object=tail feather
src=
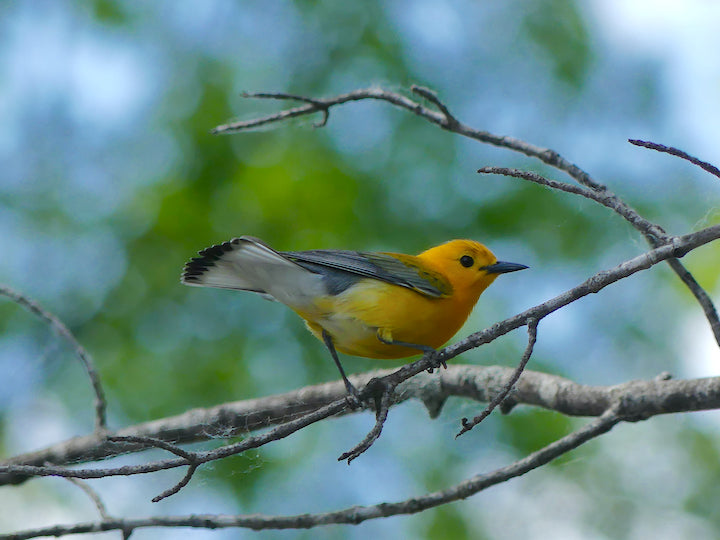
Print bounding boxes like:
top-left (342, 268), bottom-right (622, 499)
top-left (181, 237), bottom-right (324, 304)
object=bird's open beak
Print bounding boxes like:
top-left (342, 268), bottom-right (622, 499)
top-left (482, 261), bottom-right (529, 274)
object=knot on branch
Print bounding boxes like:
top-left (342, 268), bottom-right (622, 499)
top-left (396, 372), bottom-right (447, 418)
top-left (410, 85), bottom-right (459, 128)
top-left (586, 271), bottom-right (611, 293)
top-left (615, 394), bottom-right (654, 422)
top-left (670, 236), bottom-right (690, 259)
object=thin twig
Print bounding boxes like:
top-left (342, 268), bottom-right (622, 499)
top-left (213, 87), bottom-right (604, 187)
top-left (107, 435), bottom-right (203, 502)
top-left (107, 435), bottom-right (195, 461)
top-left (411, 85), bottom-right (458, 127)
top-left (457, 318), bottom-right (539, 436)
top-left (479, 167), bottom-right (720, 348)
top-left (62, 476), bottom-right (112, 521)
top-left (0, 285), bottom-right (107, 431)
top-left (214, 88), bottom-right (720, 346)
top-left (338, 385), bottom-right (394, 463)
top-left (242, 91), bottom-right (330, 127)
top-left (152, 464), bottom-right (197, 503)
top-left (0, 398), bottom-right (350, 494)
top-left (629, 139), bottom-right (720, 180)
top-left (2, 408), bottom-right (622, 539)
top-left (664, 258), bottom-right (720, 345)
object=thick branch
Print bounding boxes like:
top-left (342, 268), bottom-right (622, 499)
top-left (3, 364), bottom-right (720, 485)
top-left (0, 408), bottom-right (624, 538)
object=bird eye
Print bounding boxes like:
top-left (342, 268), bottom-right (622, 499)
top-left (460, 255), bottom-right (474, 268)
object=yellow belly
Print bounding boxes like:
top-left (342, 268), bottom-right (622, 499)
top-left (295, 279), bottom-right (478, 359)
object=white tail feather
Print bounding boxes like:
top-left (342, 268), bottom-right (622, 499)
top-left (182, 237), bottom-right (324, 306)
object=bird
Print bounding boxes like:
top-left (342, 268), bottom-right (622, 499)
top-left (182, 236), bottom-right (527, 397)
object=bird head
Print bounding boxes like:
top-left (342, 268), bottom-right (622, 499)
top-left (418, 239), bottom-right (527, 300)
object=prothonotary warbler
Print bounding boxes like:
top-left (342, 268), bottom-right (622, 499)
top-left (182, 237), bottom-right (527, 396)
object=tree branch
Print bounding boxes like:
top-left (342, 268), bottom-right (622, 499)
top-left (0, 285), bottom-right (107, 432)
top-left (9, 364), bottom-right (718, 539)
top-left (337, 384), bottom-right (393, 464)
top-left (4, 363), bottom-right (720, 484)
top-left (478, 166), bottom-right (720, 347)
top-left (457, 318), bottom-right (539, 436)
top-left (61, 476), bottom-right (111, 521)
top-left (0, 398), bottom-right (350, 489)
top-left (0, 407), bottom-right (625, 539)
top-left (629, 139), bottom-right (720, 180)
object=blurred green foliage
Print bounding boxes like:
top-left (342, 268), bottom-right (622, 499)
top-left (1, 1), bottom-right (719, 539)
top-left (522, 0), bottom-right (592, 88)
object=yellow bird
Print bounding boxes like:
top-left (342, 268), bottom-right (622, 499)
top-left (182, 237), bottom-right (527, 395)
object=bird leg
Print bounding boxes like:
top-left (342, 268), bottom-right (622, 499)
top-left (375, 329), bottom-right (445, 372)
top-left (321, 330), bottom-right (361, 408)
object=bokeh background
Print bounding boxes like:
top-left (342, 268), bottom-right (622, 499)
top-left (2, 1), bottom-right (720, 538)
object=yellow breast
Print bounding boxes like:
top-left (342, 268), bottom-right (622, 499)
top-left (297, 279), bottom-right (479, 359)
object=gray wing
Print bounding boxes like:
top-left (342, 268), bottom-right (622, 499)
top-left (282, 249), bottom-right (449, 297)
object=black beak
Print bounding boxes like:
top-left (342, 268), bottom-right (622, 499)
top-left (482, 261), bottom-right (529, 274)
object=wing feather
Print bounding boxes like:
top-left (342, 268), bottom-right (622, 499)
top-left (283, 249), bottom-right (451, 298)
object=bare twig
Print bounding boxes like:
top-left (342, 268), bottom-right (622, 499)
top-left (62, 476), bottom-right (111, 521)
top-left (152, 464), bottom-right (197, 503)
top-left (477, 166), bottom-right (665, 236)
top-left (242, 91), bottom-right (331, 127)
top-left (107, 435), bottom-right (194, 461)
top-left (107, 435), bottom-right (201, 502)
top-left (411, 85), bottom-right (459, 127)
top-left (664, 258), bottom-right (720, 345)
top-left (457, 318), bottom-right (539, 436)
top-left (1, 407), bottom-right (623, 539)
top-left (213, 87), bottom-right (604, 188)
top-left (107, 436), bottom-right (205, 503)
top-left (0, 285), bottom-right (107, 431)
top-left (478, 167), bottom-right (720, 348)
top-left (629, 139), bottom-right (720, 180)
top-left (338, 383), bottom-right (394, 464)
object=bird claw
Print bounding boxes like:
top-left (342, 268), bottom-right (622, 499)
top-left (421, 347), bottom-right (445, 373)
top-left (343, 382), bottom-right (364, 410)
top-left (345, 392), bottom-right (363, 410)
